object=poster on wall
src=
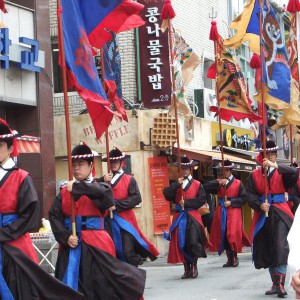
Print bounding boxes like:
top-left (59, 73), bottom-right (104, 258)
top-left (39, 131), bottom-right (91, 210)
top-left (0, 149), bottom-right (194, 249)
top-left (138, 0), bottom-right (171, 108)
top-left (148, 156), bottom-right (170, 234)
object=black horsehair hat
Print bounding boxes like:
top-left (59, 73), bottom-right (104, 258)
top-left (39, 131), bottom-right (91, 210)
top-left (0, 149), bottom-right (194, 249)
top-left (173, 155), bottom-right (198, 167)
top-left (102, 147), bottom-right (130, 162)
top-left (71, 143), bottom-right (94, 163)
top-left (214, 159), bottom-right (234, 169)
top-left (256, 140), bottom-right (282, 153)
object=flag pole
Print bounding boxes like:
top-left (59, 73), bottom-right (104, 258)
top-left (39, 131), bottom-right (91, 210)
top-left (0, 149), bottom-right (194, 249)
top-left (161, 0), bottom-right (184, 210)
top-left (100, 48), bottom-right (114, 218)
top-left (259, 1), bottom-right (268, 217)
top-left (209, 10), bottom-right (226, 199)
top-left (167, 20), bottom-right (184, 210)
top-left (57, 0), bottom-right (76, 235)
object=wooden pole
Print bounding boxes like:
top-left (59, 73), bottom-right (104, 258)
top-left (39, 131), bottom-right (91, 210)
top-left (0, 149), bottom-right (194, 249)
top-left (57, 0), bottom-right (76, 235)
top-left (208, 9), bottom-right (227, 199)
top-left (100, 47), bottom-right (114, 218)
top-left (167, 20), bottom-right (184, 210)
top-left (259, 1), bottom-right (268, 217)
top-left (212, 38), bottom-right (228, 202)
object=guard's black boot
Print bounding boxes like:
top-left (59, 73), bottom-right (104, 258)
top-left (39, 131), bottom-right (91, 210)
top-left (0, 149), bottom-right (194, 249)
top-left (232, 252), bottom-right (239, 267)
top-left (277, 273), bottom-right (287, 298)
top-left (223, 251), bottom-right (233, 267)
top-left (191, 258), bottom-right (198, 279)
top-left (265, 274), bottom-right (278, 295)
top-left (181, 263), bottom-right (191, 279)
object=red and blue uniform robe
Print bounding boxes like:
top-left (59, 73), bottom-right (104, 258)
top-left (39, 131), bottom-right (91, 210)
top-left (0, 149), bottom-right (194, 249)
top-left (0, 167), bottom-right (83, 300)
top-left (49, 180), bottom-right (146, 300)
top-left (246, 165), bottom-right (298, 269)
top-left (163, 179), bottom-right (211, 264)
top-left (104, 174), bottom-right (159, 264)
top-left (207, 177), bottom-right (251, 255)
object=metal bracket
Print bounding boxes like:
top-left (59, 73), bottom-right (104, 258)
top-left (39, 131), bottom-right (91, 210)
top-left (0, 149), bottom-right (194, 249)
top-left (140, 128), bottom-right (153, 150)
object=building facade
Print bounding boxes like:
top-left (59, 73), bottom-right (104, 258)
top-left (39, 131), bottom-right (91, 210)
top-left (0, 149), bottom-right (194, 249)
top-left (49, 0), bottom-right (297, 253)
top-left (0, 0), bottom-right (55, 221)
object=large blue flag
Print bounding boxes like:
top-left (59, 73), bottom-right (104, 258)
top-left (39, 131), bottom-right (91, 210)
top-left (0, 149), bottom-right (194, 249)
top-left (224, 0), bottom-right (291, 111)
top-left (59, 0), bottom-right (117, 139)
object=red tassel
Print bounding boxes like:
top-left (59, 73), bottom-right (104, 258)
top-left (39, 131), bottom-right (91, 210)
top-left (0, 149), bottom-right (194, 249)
top-left (0, 0), bottom-right (7, 13)
top-left (80, 140), bottom-right (87, 146)
top-left (250, 53), bottom-right (261, 69)
top-left (209, 21), bottom-right (219, 41)
top-left (256, 152), bottom-right (263, 165)
top-left (287, 0), bottom-right (300, 12)
top-left (11, 138), bottom-right (19, 157)
top-left (206, 63), bottom-right (217, 79)
top-left (0, 118), bottom-right (9, 127)
top-left (161, 0), bottom-right (176, 20)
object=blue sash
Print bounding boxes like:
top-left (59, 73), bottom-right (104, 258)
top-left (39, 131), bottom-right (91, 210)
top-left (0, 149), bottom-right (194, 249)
top-left (63, 216), bottom-right (102, 290)
top-left (253, 194), bottom-right (285, 239)
top-left (110, 212), bottom-right (149, 262)
top-left (163, 205), bottom-right (193, 263)
top-left (0, 213), bottom-right (18, 300)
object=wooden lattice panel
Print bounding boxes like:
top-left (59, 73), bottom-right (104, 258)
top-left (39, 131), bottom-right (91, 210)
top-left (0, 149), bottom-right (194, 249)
top-left (152, 112), bottom-right (177, 148)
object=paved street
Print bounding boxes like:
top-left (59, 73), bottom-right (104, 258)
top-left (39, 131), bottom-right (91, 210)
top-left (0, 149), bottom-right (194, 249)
top-left (141, 252), bottom-right (296, 300)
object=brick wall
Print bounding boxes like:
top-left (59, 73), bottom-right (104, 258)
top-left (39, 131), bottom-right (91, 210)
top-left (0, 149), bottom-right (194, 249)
top-left (172, 1), bottom-right (228, 97)
top-left (53, 93), bottom-right (86, 116)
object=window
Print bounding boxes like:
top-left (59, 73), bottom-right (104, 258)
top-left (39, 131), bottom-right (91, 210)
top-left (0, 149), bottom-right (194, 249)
top-left (52, 44), bottom-right (64, 94)
top-left (236, 44), bottom-right (254, 81)
top-left (203, 58), bottom-right (214, 90)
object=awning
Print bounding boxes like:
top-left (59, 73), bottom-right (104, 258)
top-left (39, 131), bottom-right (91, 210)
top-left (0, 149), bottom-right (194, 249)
top-left (17, 136), bottom-right (41, 153)
top-left (173, 147), bottom-right (256, 172)
top-left (222, 146), bottom-right (258, 158)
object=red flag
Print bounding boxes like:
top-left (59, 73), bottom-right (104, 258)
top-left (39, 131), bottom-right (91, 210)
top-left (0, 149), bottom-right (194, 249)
top-left (0, 0), bottom-right (7, 13)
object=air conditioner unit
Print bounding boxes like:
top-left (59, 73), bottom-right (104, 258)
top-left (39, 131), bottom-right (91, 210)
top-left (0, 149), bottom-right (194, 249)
top-left (239, 118), bottom-right (251, 129)
top-left (203, 88), bottom-right (217, 121)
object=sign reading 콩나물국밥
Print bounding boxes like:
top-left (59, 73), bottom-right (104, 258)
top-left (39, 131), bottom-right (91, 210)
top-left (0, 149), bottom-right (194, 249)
top-left (137, 0), bottom-right (171, 108)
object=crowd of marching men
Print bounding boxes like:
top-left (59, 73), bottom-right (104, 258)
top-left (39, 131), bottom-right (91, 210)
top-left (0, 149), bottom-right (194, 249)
top-left (1, 117), bottom-right (300, 299)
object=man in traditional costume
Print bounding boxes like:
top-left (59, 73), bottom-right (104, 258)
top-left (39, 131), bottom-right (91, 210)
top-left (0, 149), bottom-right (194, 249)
top-left (49, 144), bottom-right (146, 300)
top-left (0, 119), bottom-right (84, 300)
top-left (101, 147), bottom-right (159, 266)
top-left (204, 159), bottom-right (251, 268)
top-left (163, 156), bottom-right (211, 279)
top-left (246, 140), bottom-right (298, 298)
